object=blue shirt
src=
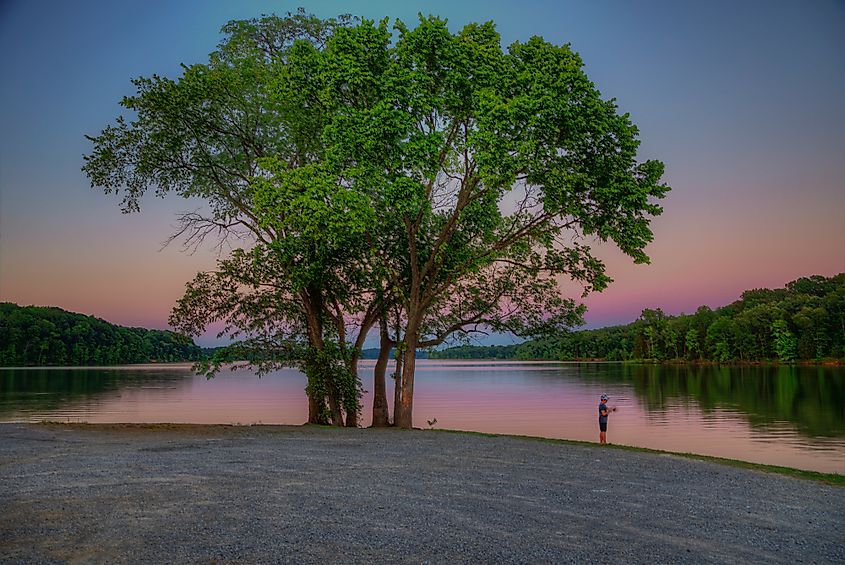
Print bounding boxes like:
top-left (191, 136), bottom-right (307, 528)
top-left (598, 402), bottom-right (609, 424)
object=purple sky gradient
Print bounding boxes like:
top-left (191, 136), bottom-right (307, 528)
top-left (1, 0), bottom-right (843, 346)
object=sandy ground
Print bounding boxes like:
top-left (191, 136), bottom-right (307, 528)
top-left (0, 423), bottom-right (842, 564)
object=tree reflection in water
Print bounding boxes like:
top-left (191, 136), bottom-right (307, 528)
top-left (572, 363), bottom-right (844, 438)
top-left (0, 367), bottom-right (191, 418)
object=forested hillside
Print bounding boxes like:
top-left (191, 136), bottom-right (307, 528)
top-left (0, 303), bottom-right (202, 366)
top-left (432, 274), bottom-right (844, 362)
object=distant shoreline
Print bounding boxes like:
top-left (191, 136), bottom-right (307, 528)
top-left (429, 357), bottom-right (845, 366)
top-left (3, 358), bottom-right (844, 369)
top-left (0, 362), bottom-right (197, 370)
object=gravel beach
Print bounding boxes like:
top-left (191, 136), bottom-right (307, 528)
top-left (0, 423), bottom-right (842, 564)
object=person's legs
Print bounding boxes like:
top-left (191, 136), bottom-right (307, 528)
top-left (599, 422), bottom-right (607, 444)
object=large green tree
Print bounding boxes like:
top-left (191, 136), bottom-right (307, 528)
top-left (85, 12), bottom-right (669, 429)
top-left (312, 16), bottom-right (669, 427)
top-left (83, 10), bottom-right (373, 426)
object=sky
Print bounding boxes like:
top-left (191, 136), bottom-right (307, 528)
top-left (1, 0), bottom-right (843, 346)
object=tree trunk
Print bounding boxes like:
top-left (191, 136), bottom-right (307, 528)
top-left (302, 287), bottom-right (343, 426)
top-left (345, 353), bottom-right (360, 428)
top-left (344, 406), bottom-right (358, 427)
top-left (392, 348), bottom-right (403, 427)
top-left (324, 376), bottom-right (344, 426)
top-left (396, 314), bottom-right (420, 429)
top-left (307, 395), bottom-right (321, 424)
top-left (372, 317), bottom-right (392, 427)
top-left (389, 310), bottom-right (405, 426)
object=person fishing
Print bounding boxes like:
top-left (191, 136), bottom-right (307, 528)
top-left (598, 393), bottom-right (616, 444)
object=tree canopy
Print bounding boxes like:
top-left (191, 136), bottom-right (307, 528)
top-left (84, 10), bottom-right (669, 428)
top-left (304, 15), bottom-right (668, 426)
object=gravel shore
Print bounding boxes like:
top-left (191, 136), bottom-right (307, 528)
top-left (0, 423), bottom-right (842, 564)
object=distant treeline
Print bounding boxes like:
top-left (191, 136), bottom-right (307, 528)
top-left (0, 303), bottom-right (203, 366)
top-left (431, 274), bottom-right (845, 363)
top-left (360, 348), bottom-right (429, 360)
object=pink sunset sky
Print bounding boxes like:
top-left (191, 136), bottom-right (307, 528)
top-left (1, 1), bottom-right (843, 346)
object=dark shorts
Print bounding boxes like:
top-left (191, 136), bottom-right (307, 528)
top-left (599, 421), bottom-right (607, 432)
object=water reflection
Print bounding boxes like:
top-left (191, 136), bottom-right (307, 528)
top-left (0, 365), bottom-right (306, 425)
top-left (0, 366), bottom-right (191, 418)
top-left (0, 362), bottom-right (842, 473)
top-left (570, 364), bottom-right (845, 437)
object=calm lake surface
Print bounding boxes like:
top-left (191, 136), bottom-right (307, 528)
top-left (1, 361), bottom-right (842, 474)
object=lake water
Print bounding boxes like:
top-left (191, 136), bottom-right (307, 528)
top-left (1, 361), bottom-right (842, 474)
